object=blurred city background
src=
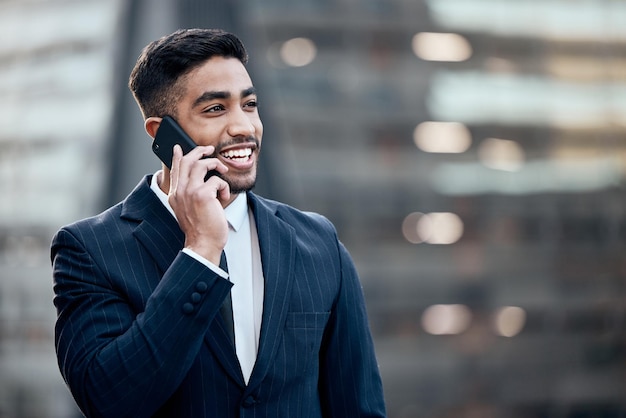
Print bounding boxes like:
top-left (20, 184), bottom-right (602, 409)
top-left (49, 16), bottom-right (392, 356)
top-left (1, 0), bottom-right (625, 417)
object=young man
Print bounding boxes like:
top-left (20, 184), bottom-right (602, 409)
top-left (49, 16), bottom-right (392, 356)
top-left (51, 28), bottom-right (386, 418)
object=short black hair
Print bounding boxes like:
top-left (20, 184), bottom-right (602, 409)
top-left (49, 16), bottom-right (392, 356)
top-left (128, 28), bottom-right (249, 119)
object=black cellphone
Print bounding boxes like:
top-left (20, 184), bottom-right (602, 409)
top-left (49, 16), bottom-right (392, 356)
top-left (152, 115), bottom-right (217, 180)
top-left (152, 115), bottom-right (198, 169)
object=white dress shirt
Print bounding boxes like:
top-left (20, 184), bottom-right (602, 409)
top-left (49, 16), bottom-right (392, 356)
top-left (150, 171), bottom-right (264, 383)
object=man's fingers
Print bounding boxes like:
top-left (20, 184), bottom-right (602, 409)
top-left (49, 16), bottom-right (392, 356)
top-left (169, 144), bottom-right (231, 211)
top-left (212, 177), bottom-right (231, 203)
top-left (186, 144), bottom-right (214, 158)
top-left (169, 144), bottom-right (183, 194)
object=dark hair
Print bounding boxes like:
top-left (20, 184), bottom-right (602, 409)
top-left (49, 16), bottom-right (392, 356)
top-left (128, 28), bottom-right (249, 119)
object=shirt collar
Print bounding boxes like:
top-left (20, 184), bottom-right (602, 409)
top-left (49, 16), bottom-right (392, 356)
top-left (223, 189), bottom-right (248, 232)
top-left (150, 171), bottom-right (248, 230)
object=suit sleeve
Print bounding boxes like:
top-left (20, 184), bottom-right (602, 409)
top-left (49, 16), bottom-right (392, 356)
top-left (51, 226), bottom-right (232, 418)
top-left (319, 240), bottom-right (387, 417)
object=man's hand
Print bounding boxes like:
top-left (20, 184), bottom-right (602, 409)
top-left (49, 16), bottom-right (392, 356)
top-left (168, 144), bottom-right (230, 265)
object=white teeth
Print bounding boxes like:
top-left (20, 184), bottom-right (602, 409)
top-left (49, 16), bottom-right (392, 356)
top-left (222, 148), bottom-right (252, 159)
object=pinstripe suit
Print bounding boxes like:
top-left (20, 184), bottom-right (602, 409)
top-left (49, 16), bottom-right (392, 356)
top-left (51, 175), bottom-right (386, 418)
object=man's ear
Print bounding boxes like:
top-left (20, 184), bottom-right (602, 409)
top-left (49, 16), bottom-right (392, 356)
top-left (145, 116), bottom-right (163, 139)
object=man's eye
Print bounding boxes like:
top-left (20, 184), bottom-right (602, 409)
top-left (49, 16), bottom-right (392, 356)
top-left (245, 100), bottom-right (258, 109)
top-left (204, 105), bottom-right (224, 113)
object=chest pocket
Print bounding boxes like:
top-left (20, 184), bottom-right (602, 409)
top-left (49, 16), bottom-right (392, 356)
top-left (285, 312), bottom-right (330, 330)
top-left (280, 311), bottom-right (331, 379)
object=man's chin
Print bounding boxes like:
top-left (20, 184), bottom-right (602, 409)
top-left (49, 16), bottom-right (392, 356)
top-left (213, 170), bottom-right (256, 194)
top-left (227, 179), bottom-right (256, 195)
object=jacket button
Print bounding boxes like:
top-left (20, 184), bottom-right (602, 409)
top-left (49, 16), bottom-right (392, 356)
top-left (242, 395), bottom-right (258, 407)
top-left (191, 292), bottom-right (201, 303)
top-left (182, 303), bottom-right (194, 314)
top-left (195, 281), bottom-right (208, 293)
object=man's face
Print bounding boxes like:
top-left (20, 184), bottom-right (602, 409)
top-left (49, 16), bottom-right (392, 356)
top-left (173, 56), bottom-right (263, 193)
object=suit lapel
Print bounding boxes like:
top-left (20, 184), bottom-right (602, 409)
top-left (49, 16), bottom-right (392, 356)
top-left (204, 315), bottom-right (245, 385)
top-left (120, 176), bottom-right (184, 276)
top-left (246, 193), bottom-right (297, 390)
top-left (121, 176), bottom-right (245, 386)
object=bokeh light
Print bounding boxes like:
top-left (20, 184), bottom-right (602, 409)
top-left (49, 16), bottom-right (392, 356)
top-left (493, 306), bottom-right (527, 337)
top-left (403, 212), bottom-right (464, 245)
top-left (280, 37), bottom-right (317, 67)
top-left (401, 212), bottom-right (425, 244)
top-left (422, 304), bottom-right (472, 335)
top-left (414, 121), bottom-right (472, 153)
top-left (412, 32), bottom-right (473, 62)
top-left (478, 137), bottom-right (525, 172)
top-left (419, 212), bottom-right (464, 245)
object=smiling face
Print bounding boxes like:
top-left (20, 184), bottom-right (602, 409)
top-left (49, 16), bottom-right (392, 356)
top-left (161, 56), bottom-right (263, 194)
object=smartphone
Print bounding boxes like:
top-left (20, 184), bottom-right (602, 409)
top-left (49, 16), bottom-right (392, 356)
top-left (152, 115), bottom-right (217, 180)
top-left (152, 115), bottom-right (198, 169)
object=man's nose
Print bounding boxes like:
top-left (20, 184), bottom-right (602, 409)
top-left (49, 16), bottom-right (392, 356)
top-left (226, 108), bottom-right (255, 138)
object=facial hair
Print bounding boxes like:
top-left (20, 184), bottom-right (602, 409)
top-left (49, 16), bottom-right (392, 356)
top-left (214, 135), bottom-right (260, 194)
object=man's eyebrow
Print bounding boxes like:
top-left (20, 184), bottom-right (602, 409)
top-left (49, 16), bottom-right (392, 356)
top-left (242, 86), bottom-right (257, 97)
top-left (192, 87), bottom-right (257, 108)
top-left (193, 91), bottom-right (230, 108)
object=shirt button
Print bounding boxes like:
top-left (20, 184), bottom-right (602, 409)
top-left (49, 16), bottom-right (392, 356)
top-left (182, 303), bottom-right (194, 314)
top-left (191, 292), bottom-right (201, 303)
top-left (195, 282), bottom-right (208, 293)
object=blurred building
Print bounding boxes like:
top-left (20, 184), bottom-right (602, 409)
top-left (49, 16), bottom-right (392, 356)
top-left (0, 0), bottom-right (624, 417)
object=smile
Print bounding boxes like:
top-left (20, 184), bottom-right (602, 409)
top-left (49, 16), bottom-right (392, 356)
top-left (220, 147), bottom-right (253, 162)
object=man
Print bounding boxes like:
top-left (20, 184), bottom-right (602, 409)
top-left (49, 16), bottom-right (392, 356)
top-left (51, 28), bottom-right (386, 418)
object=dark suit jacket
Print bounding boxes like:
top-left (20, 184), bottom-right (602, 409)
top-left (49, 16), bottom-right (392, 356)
top-left (51, 175), bottom-right (386, 418)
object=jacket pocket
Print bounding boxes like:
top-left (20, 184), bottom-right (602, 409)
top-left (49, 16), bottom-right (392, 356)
top-left (277, 312), bottom-right (331, 384)
top-left (285, 311), bottom-right (330, 330)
